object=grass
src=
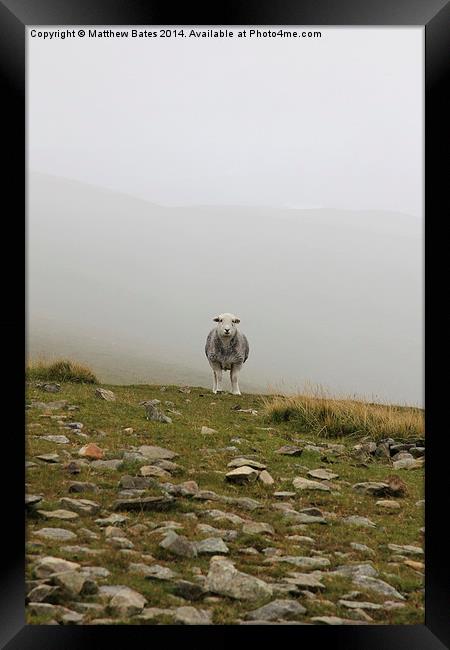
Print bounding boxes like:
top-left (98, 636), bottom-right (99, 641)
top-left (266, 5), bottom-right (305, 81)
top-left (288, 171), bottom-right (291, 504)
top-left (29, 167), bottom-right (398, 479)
top-left (26, 358), bottom-right (99, 384)
top-left (25, 377), bottom-right (425, 625)
top-left (263, 388), bottom-right (424, 441)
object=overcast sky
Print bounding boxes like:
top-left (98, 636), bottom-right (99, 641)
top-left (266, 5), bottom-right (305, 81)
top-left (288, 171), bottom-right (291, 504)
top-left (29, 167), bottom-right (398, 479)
top-left (28, 27), bottom-right (423, 215)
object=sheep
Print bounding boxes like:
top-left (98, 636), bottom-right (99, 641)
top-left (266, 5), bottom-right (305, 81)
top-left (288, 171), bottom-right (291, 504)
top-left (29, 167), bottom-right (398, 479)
top-left (205, 313), bottom-right (249, 395)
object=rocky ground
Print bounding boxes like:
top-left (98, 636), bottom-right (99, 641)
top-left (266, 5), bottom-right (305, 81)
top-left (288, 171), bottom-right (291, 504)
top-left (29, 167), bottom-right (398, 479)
top-left (26, 382), bottom-right (425, 625)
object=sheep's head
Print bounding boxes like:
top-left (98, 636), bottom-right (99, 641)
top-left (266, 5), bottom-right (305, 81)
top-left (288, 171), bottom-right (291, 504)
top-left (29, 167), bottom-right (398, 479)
top-left (213, 313), bottom-right (240, 338)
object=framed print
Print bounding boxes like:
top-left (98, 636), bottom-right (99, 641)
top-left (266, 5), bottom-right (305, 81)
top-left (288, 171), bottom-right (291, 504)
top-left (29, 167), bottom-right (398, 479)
top-left (1, 0), bottom-right (449, 648)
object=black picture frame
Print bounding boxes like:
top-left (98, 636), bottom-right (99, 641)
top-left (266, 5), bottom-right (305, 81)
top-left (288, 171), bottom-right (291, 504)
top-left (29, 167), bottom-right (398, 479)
top-left (1, 0), bottom-right (449, 647)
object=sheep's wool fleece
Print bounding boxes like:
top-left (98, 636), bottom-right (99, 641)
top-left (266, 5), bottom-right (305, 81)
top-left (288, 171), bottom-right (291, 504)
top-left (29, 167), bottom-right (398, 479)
top-left (205, 329), bottom-right (249, 370)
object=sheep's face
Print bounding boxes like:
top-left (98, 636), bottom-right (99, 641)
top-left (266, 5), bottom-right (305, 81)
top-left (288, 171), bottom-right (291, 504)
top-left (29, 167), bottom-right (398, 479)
top-left (214, 313), bottom-right (240, 338)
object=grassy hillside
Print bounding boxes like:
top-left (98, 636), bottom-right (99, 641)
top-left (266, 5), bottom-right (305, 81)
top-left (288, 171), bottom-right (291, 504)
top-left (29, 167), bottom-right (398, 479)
top-left (25, 377), bottom-right (424, 626)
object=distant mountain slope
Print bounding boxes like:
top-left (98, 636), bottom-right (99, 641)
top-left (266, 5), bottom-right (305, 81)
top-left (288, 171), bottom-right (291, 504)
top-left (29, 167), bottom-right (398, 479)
top-left (27, 172), bottom-right (423, 404)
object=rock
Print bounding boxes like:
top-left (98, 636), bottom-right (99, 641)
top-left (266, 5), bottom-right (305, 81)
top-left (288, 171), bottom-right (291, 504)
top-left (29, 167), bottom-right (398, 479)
top-left (36, 453), bottom-right (60, 463)
top-left (374, 442), bottom-right (391, 459)
top-left (63, 546), bottom-right (102, 557)
top-left (307, 469), bottom-right (339, 481)
top-left (240, 547), bottom-right (260, 556)
top-left (352, 482), bottom-right (401, 497)
top-left (201, 426), bottom-right (217, 435)
top-left (139, 465), bottom-right (171, 479)
top-left (153, 459), bottom-right (183, 474)
top-left (353, 575), bottom-right (405, 600)
top-left (246, 599), bottom-right (306, 621)
top-left (269, 556), bottom-right (330, 570)
top-left (339, 599), bottom-right (382, 611)
top-left (37, 382), bottom-right (61, 393)
top-left (134, 607), bottom-right (174, 622)
top-left (90, 459), bottom-right (123, 471)
top-left (78, 443), bottom-right (104, 460)
top-left (65, 422), bottom-right (83, 430)
top-left (409, 447), bottom-right (425, 458)
top-left (391, 451), bottom-right (414, 462)
top-left (37, 509), bottom-right (79, 521)
top-left (60, 610), bottom-right (84, 625)
top-left (283, 573), bottom-right (325, 590)
top-left (68, 481), bottom-right (99, 494)
top-left (79, 566), bottom-right (110, 579)
top-left (282, 511), bottom-right (327, 525)
top-left (404, 559), bottom-right (424, 571)
top-left (292, 477), bottom-right (331, 492)
top-left (195, 537), bottom-right (229, 555)
top-left (332, 564), bottom-right (378, 578)
top-left (27, 584), bottom-right (60, 604)
top-left (196, 524), bottom-right (238, 542)
top-left (376, 500), bottom-right (401, 511)
top-left (50, 571), bottom-right (98, 598)
top-left (311, 615), bottom-right (367, 625)
top-left (276, 445), bottom-right (303, 456)
top-left (173, 606), bottom-right (212, 625)
top-left (140, 564), bottom-right (178, 581)
top-left (242, 521), bottom-right (275, 536)
top-left (225, 466), bottom-right (259, 484)
top-left (227, 458), bottom-right (267, 470)
top-left (273, 491), bottom-right (296, 498)
top-left (113, 495), bottom-right (175, 512)
top-left (160, 530), bottom-right (198, 558)
top-left (35, 528), bottom-right (77, 541)
top-left (165, 481), bottom-right (199, 496)
top-left (144, 403), bottom-right (172, 423)
top-left (222, 496), bottom-right (262, 511)
top-left (393, 458), bottom-right (424, 470)
top-left (123, 427), bottom-right (134, 434)
top-left (95, 513), bottom-right (128, 527)
top-left (205, 509), bottom-right (245, 525)
top-left (108, 536), bottom-right (134, 550)
top-left (258, 470), bottom-right (275, 486)
top-left (95, 388), bottom-right (116, 401)
top-left (343, 516), bottom-right (376, 528)
top-left (119, 475), bottom-right (154, 490)
top-left (172, 580), bottom-right (205, 601)
top-left (109, 587), bottom-right (147, 617)
top-left (350, 543), bottom-right (375, 556)
top-left (286, 535), bottom-right (315, 543)
top-left (33, 556), bottom-right (80, 579)
top-left (353, 442), bottom-right (377, 454)
top-left (179, 386), bottom-right (191, 393)
top-left (59, 498), bottom-right (100, 515)
top-left (205, 557), bottom-right (273, 600)
top-left (41, 435), bottom-right (70, 444)
top-left (138, 445), bottom-right (178, 461)
top-left (64, 461), bottom-right (82, 475)
top-left (387, 544), bottom-right (423, 556)
top-left (103, 525), bottom-right (124, 538)
top-left (26, 494), bottom-right (43, 508)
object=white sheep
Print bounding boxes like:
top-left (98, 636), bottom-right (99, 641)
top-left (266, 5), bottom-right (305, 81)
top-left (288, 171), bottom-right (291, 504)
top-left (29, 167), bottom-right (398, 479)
top-left (205, 313), bottom-right (249, 395)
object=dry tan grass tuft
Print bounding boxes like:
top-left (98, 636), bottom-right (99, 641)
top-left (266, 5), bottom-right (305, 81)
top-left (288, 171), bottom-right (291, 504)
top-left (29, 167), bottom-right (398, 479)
top-left (263, 387), bottom-right (424, 440)
top-left (26, 358), bottom-right (98, 384)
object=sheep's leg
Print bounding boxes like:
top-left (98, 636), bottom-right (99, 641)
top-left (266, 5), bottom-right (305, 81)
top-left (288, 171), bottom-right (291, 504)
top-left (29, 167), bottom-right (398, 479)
top-left (215, 368), bottom-right (223, 393)
top-left (230, 364), bottom-right (242, 396)
top-left (210, 363), bottom-right (222, 394)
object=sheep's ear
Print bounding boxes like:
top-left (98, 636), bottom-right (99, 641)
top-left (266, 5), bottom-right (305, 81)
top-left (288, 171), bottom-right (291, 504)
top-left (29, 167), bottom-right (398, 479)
top-left (213, 316), bottom-right (220, 322)
top-left (233, 317), bottom-right (241, 324)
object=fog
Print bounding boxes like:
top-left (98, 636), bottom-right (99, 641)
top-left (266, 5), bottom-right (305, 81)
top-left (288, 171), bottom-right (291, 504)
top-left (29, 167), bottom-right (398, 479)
top-left (27, 172), bottom-right (423, 404)
top-left (27, 27), bottom-right (423, 404)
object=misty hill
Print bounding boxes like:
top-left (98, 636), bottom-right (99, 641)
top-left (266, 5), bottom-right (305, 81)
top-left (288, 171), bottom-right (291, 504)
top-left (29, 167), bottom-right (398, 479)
top-left (27, 172), bottom-right (423, 404)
